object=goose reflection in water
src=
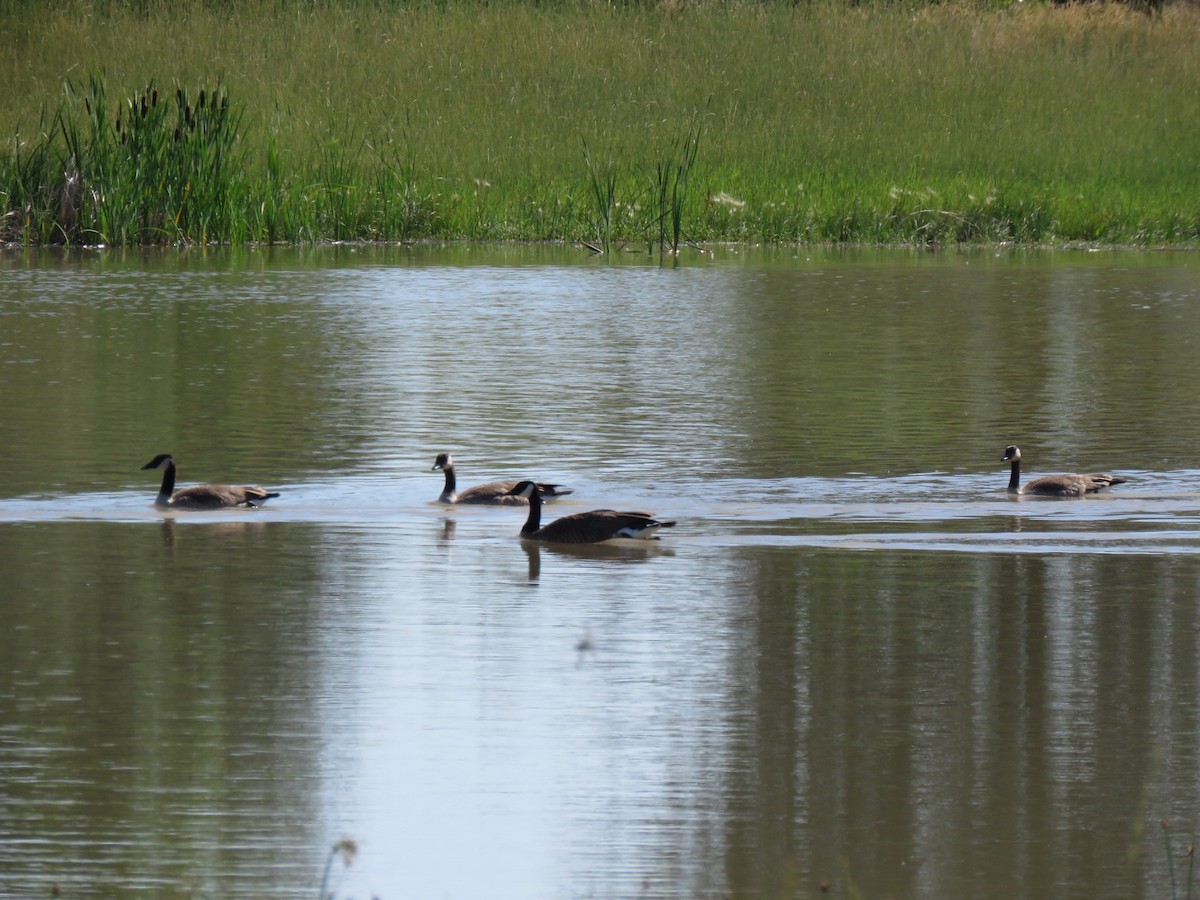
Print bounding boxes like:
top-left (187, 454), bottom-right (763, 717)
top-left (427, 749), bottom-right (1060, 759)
top-left (520, 538), bottom-right (675, 582)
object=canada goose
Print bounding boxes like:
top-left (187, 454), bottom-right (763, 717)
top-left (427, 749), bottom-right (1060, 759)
top-left (1002, 445), bottom-right (1126, 497)
top-left (431, 453), bottom-right (572, 505)
top-left (504, 480), bottom-right (675, 543)
top-left (142, 454), bottom-right (280, 509)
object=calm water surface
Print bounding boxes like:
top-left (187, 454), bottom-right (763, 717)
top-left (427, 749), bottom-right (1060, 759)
top-left (2, 245), bottom-right (1200, 899)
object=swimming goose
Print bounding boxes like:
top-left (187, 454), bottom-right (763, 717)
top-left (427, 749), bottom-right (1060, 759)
top-left (1002, 445), bottom-right (1126, 497)
top-left (504, 480), bottom-right (675, 543)
top-left (431, 453), bottom-right (572, 505)
top-left (142, 454), bottom-right (280, 509)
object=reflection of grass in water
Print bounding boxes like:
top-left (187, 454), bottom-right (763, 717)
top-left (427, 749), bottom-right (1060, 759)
top-left (3, 1), bottom-right (1200, 245)
top-left (1135, 746), bottom-right (1196, 900)
top-left (1162, 820), bottom-right (1196, 900)
top-left (318, 837), bottom-right (357, 900)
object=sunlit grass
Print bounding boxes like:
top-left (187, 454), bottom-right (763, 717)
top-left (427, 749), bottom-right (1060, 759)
top-left (2, 0), bottom-right (1199, 245)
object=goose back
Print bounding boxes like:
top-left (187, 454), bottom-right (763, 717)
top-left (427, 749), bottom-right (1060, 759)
top-left (169, 484), bottom-right (281, 509)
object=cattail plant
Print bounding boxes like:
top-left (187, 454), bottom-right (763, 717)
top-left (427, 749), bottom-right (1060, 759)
top-left (7, 76), bottom-right (245, 245)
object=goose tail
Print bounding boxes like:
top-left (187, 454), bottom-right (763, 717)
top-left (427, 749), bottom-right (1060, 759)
top-left (617, 519), bottom-right (676, 540)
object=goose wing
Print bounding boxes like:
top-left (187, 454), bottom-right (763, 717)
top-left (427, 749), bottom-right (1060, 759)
top-left (237, 487), bottom-right (281, 508)
top-left (456, 480), bottom-right (528, 505)
top-left (1080, 473), bottom-right (1126, 493)
top-left (457, 480), bottom-right (573, 505)
top-left (171, 484), bottom-right (280, 509)
top-left (1023, 473), bottom-right (1124, 497)
top-left (534, 509), bottom-right (676, 543)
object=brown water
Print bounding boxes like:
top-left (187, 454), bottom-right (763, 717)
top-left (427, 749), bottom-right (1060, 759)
top-left (1, 244), bottom-right (1199, 899)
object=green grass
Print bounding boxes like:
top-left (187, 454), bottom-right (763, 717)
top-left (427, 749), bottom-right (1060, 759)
top-left (2, 0), bottom-right (1199, 246)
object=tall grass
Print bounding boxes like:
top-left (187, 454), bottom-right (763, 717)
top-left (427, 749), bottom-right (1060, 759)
top-left (2, 0), bottom-right (1199, 246)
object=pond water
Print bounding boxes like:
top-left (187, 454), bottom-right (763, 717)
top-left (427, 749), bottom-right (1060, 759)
top-left (1, 243), bottom-right (1199, 899)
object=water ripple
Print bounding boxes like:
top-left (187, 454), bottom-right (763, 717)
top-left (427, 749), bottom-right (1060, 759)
top-left (3, 469), bottom-right (1199, 556)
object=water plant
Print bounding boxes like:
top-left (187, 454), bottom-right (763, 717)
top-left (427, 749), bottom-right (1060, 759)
top-left (582, 137), bottom-right (619, 253)
top-left (644, 116), bottom-right (703, 258)
top-left (4, 75), bottom-right (245, 245)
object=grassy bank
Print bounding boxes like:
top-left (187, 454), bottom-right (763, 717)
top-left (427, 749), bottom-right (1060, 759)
top-left (3, 0), bottom-right (1199, 247)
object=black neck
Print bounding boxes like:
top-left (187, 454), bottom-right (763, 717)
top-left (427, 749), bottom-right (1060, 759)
top-left (157, 461), bottom-right (177, 506)
top-left (521, 487), bottom-right (543, 536)
top-left (1008, 459), bottom-right (1021, 492)
top-left (441, 466), bottom-right (457, 498)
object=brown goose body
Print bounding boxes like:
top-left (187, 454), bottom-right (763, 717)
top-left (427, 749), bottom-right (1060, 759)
top-left (431, 453), bottom-right (572, 506)
top-left (1002, 445), bottom-right (1126, 497)
top-left (142, 454), bottom-right (280, 509)
top-left (504, 480), bottom-right (675, 543)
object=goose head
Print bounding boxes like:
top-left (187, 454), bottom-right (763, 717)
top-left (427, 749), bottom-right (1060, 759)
top-left (1002, 445), bottom-right (1022, 463)
top-left (503, 480), bottom-right (540, 500)
top-left (142, 454), bottom-right (175, 471)
top-left (431, 453), bottom-right (453, 472)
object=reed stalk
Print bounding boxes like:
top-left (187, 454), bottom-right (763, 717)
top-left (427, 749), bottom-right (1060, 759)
top-left (582, 138), bottom-right (619, 253)
top-left (666, 117), bottom-right (702, 257)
